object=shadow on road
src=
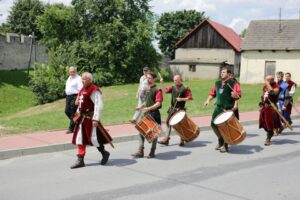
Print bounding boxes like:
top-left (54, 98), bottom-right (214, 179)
top-left (182, 140), bottom-right (212, 148)
top-left (280, 131), bottom-right (300, 136)
top-left (272, 139), bottom-right (300, 145)
top-left (245, 133), bottom-right (259, 138)
top-left (155, 150), bottom-right (191, 160)
top-left (85, 159), bottom-right (137, 167)
top-left (229, 145), bottom-right (264, 154)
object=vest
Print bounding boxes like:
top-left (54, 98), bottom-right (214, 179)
top-left (78, 84), bottom-right (100, 113)
top-left (171, 85), bottom-right (186, 109)
top-left (215, 79), bottom-right (235, 110)
top-left (145, 85), bottom-right (162, 109)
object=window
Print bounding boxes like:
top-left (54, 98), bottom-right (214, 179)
top-left (265, 61), bottom-right (276, 77)
top-left (189, 65), bottom-right (196, 72)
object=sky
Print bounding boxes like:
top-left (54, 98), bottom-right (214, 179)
top-left (0, 0), bottom-right (300, 34)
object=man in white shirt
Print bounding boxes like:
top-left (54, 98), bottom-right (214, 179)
top-left (130, 67), bottom-right (150, 123)
top-left (65, 66), bottom-right (83, 133)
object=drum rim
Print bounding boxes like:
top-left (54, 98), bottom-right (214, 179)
top-left (169, 110), bottom-right (186, 126)
top-left (213, 110), bottom-right (234, 125)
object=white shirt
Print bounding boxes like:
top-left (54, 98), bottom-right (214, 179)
top-left (139, 75), bottom-right (148, 95)
top-left (65, 74), bottom-right (83, 95)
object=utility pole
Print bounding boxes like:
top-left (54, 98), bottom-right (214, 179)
top-left (27, 32), bottom-right (36, 76)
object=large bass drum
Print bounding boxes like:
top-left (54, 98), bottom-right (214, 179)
top-left (169, 110), bottom-right (200, 142)
top-left (213, 111), bottom-right (246, 145)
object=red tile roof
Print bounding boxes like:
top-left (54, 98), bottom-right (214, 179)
top-left (175, 19), bottom-right (241, 52)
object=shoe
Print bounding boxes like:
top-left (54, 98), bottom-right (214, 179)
top-left (179, 139), bottom-right (185, 146)
top-left (100, 151), bottom-right (110, 165)
top-left (66, 130), bottom-right (73, 134)
top-left (158, 137), bottom-right (170, 146)
top-left (220, 144), bottom-right (228, 153)
top-left (273, 129), bottom-right (279, 136)
top-left (264, 139), bottom-right (271, 146)
top-left (215, 144), bottom-right (222, 150)
top-left (131, 147), bottom-right (144, 158)
top-left (70, 155), bottom-right (85, 169)
top-left (147, 148), bottom-right (155, 159)
top-left (129, 120), bottom-right (136, 124)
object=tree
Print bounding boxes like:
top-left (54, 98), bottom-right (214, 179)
top-left (7, 0), bottom-right (44, 38)
top-left (31, 0), bottom-right (160, 103)
top-left (37, 4), bottom-right (79, 48)
top-left (240, 28), bottom-right (247, 38)
top-left (156, 10), bottom-right (207, 59)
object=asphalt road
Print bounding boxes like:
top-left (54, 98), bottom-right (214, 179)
top-left (1, 119), bottom-right (300, 200)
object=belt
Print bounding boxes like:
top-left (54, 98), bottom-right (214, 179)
top-left (67, 94), bottom-right (78, 97)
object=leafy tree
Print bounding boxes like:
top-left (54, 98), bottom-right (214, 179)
top-left (7, 0), bottom-right (44, 39)
top-left (240, 28), bottom-right (247, 38)
top-left (37, 4), bottom-right (79, 48)
top-left (156, 10), bottom-right (207, 59)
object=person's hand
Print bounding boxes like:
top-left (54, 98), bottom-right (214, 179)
top-left (231, 91), bottom-right (239, 99)
top-left (92, 121), bottom-right (98, 127)
top-left (203, 100), bottom-right (209, 108)
top-left (232, 106), bottom-right (238, 111)
top-left (135, 93), bottom-right (139, 100)
top-left (282, 105), bottom-right (286, 110)
top-left (160, 78), bottom-right (164, 83)
top-left (141, 107), bottom-right (150, 112)
top-left (176, 97), bottom-right (182, 102)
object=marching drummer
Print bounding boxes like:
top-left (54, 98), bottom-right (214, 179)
top-left (203, 67), bottom-right (241, 153)
top-left (131, 72), bottom-right (163, 159)
top-left (158, 75), bottom-right (193, 146)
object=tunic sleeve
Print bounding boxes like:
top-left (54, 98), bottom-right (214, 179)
top-left (209, 84), bottom-right (216, 97)
top-left (90, 90), bottom-right (103, 121)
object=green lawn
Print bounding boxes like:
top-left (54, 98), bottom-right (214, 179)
top-left (0, 70), bottom-right (299, 135)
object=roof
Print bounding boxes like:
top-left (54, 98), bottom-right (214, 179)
top-left (242, 19), bottom-right (300, 50)
top-left (175, 19), bottom-right (242, 52)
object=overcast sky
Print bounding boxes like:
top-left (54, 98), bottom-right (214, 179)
top-left (0, 0), bottom-right (300, 34)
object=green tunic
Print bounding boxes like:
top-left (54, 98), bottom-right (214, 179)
top-left (171, 85), bottom-right (186, 109)
top-left (145, 85), bottom-right (161, 109)
top-left (211, 79), bottom-right (235, 127)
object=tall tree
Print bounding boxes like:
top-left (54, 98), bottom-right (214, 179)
top-left (156, 10), bottom-right (207, 59)
top-left (7, 0), bottom-right (44, 39)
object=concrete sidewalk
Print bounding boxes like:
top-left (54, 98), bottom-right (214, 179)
top-left (0, 107), bottom-right (299, 160)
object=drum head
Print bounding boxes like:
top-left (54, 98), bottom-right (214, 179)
top-left (214, 111), bottom-right (234, 125)
top-left (169, 111), bottom-right (186, 126)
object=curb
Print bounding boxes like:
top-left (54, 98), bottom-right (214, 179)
top-left (1, 116), bottom-right (299, 160)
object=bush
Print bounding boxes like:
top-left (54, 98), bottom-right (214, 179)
top-left (29, 64), bottom-right (67, 104)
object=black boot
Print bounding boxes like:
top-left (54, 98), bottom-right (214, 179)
top-left (147, 148), bottom-right (155, 159)
top-left (131, 147), bottom-right (144, 158)
top-left (70, 155), bottom-right (85, 169)
top-left (100, 150), bottom-right (110, 165)
top-left (215, 138), bottom-right (224, 150)
top-left (220, 143), bottom-right (228, 153)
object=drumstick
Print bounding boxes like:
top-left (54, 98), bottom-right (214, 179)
top-left (158, 72), bottom-right (162, 80)
top-left (227, 83), bottom-right (240, 99)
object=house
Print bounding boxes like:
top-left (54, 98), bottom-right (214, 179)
top-left (170, 19), bottom-right (242, 80)
top-left (240, 19), bottom-right (300, 84)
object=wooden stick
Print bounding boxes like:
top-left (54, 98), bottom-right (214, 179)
top-left (227, 83), bottom-right (240, 99)
top-left (268, 99), bottom-right (293, 131)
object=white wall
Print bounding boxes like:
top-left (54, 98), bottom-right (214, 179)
top-left (240, 50), bottom-right (300, 84)
top-left (170, 64), bottom-right (220, 80)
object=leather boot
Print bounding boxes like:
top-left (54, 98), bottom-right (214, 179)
top-left (179, 139), bottom-right (185, 146)
top-left (158, 137), bottom-right (170, 146)
top-left (264, 139), bottom-right (271, 146)
top-left (220, 143), bottom-right (229, 153)
top-left (100, 150), bottom-right (110, 165)
top-left (131, 147), bottom-right (144, 158)
top-left (70, 155), bottom-right (85, 169)
top-left (147, 148), bottom-right (155, 159)
top-left (215, 138), bottom-right (224, 150)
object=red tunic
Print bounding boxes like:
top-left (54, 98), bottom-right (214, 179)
top-left (259, 83), bottom-right (281, 131)
top-left (72, 84), bottom-right (100, 145)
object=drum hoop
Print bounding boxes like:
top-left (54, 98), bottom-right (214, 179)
top-left (169, 110), bottom-right (186, 126)
top-left (214, 111), bottom-right (234, 125)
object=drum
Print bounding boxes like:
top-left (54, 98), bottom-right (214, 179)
top-left (213, 111), bottom-right (246, 145)
top-left (169, 110), bottom-right (200, 142)
top-left (135, 114), bottom-right (160, 143)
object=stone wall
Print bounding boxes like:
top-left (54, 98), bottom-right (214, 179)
top-left (0, 33), bottom-right (48, 70)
